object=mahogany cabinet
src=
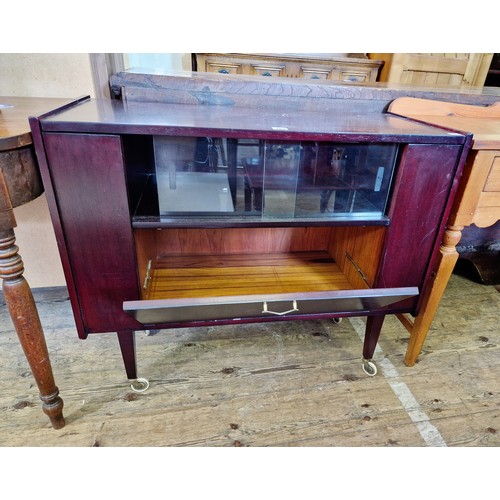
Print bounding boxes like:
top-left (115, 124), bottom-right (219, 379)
top-left (29, 96), bottom-right (470, 390)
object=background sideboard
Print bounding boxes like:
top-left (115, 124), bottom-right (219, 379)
top-left (194, 53), bottom-right (384, 83)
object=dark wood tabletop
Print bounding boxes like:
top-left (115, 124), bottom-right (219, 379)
top-left (0, 96), bottom-right (71, 207)
top-left (1, 96), bottom-right (71, 150)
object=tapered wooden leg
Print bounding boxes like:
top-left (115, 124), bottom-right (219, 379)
top-left (117, 330), bottom-right (137, 380)
top-left (403, 224), bottom-right (464, 366)
top-left (0, 229), bottom-right (65, 429)
top-left (363, 315), bottom-right (385, 360)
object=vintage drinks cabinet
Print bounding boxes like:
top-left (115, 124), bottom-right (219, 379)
top-left (29, 96), bottom-right (470, 391)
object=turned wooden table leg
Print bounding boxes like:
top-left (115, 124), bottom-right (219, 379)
top-left (0, 229), bottom-right (65, 429)
top-left (404, 224), bottom-right (464, 366)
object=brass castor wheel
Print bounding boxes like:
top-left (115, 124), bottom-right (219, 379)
top-left (362, 359), bottom-right (377, 377)
top-left (130, 377), bottom-right (150, 392)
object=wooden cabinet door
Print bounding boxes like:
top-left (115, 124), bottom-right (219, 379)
top-left (377, 53), bottom-right (493, 87)
top-left (43, 133), bottom-right (142, 334)
top-left (376, 143), bottom-right (465, 301)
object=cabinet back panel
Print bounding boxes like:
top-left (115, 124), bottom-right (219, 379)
top-left (152, 227), bottom-right (334, 255)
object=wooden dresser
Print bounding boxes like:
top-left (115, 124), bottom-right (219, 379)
top-left (388, 97), bottom-right (500, 366)
top-left (194, 53), bottom-right (384, 82)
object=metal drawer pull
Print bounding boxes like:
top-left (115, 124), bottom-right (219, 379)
top-left (262, 300), bottom-right (299, 316)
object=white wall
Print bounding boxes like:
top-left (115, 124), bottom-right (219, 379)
top-left (0, 53), bottom-right (95, 98)
top-left (0, 53), bottom-right (96, 287)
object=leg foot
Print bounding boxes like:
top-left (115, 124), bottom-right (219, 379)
top-left (40, 389), bottom-right (65, 429)
top-left (130, 378), bottom-right (150, 393)
top-left (362, 359), bottom-right (378, 377)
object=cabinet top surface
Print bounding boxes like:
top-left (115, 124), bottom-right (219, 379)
top-left (39, 98), bottom-right (466, 143)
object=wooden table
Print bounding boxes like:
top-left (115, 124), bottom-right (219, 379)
top-left (0, 97), bottom-right (67, 429)
top-left (388, 97), bottom-right (500, 366)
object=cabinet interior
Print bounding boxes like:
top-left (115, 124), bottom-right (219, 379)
top-left (134, 226), bottom-right (387, 301)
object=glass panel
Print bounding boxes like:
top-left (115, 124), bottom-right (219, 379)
top-left (154, 136), bottom-right (234, 213)
top-left (294, 142), bottom-right (398, 218)
top-left (152, 136), bottom-right (398, 221)
top-left (262, 142), bottom-right (301, 218)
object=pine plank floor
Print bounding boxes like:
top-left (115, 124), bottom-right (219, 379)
top-left (0, 265), bottom-right (499, 448)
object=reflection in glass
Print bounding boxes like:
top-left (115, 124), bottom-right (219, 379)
top-left (152, 136), bottom-right (398, 221)
top-left (154, 136), bottom-right (233, 213)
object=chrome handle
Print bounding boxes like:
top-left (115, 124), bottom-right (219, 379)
top-left (262, 300), bottom-right (299, 316)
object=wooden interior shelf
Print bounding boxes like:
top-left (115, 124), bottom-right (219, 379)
top-left (146, 251), bottom-right (353, 301)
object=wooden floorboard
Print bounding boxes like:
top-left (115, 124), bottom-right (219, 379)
top-left (0, 270), bottom-right (499, 448)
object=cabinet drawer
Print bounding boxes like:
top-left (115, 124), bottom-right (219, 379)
top-left (251, 65), bottom-right (285, 77)
top-left (339, 70), bottom-right (370, 82)
top-left (124, 287), bottom-right (418, 325)
top-left (300, 67), bottom-right (331, 80)
top-left (205, 62), bottom-right (242, 75)
top-left (484, 154), bottom-right (500, 192)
